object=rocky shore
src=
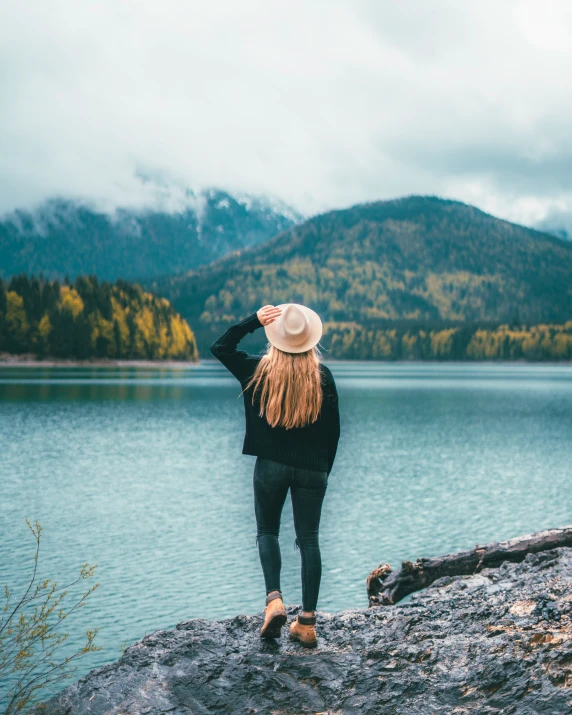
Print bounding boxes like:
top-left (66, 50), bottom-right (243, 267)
top-left (35, 540), bottom-right (572, 714)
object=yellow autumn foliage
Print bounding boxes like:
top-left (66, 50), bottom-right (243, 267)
top-left (60, 286), bottom-right (84, 317)
top-left (0, 276), bottom-right (198, 360)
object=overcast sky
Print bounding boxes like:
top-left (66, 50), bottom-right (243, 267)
top-left (1, 0), bottom-right (571, 228)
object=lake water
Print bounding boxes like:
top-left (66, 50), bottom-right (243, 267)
top-left (1, 361), bottom-right (572, 700)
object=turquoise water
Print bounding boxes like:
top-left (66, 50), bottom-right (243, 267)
top-left (1, 362), bottom-right (572, 699)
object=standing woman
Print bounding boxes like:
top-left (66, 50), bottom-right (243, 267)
top-left (210, 303), bottom-right (341, 648)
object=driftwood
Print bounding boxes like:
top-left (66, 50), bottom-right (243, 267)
top-left (367, 525), bottom-right (572, 606)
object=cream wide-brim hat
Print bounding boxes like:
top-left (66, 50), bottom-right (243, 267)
top-left (263, 303), bottom-right (323, 354)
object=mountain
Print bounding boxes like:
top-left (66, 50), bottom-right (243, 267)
top-left (0, 190), bottom-right (302, 282)
top-left (534, 209), bottom-right (572, 243)
top-left (149, 195), bottom-right (572, 356)
top-left (535, 223), bottom-right (571, 243)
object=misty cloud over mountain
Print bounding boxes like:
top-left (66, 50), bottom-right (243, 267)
top-left (0, 188), bottom-right (302, 281)
top-left (1, 1), bottom-right (572, 230)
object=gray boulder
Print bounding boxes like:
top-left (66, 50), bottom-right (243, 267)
top-left (34, 547), bottom-right (572, 714)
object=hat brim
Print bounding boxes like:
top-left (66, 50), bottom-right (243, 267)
top-left (263, 303), bottom-right (323, 354)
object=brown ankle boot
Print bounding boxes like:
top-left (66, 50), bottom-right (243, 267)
top-left (289, 612), bottom-right (317, 648)
top-left (260, 591), bottom-right (287, 639)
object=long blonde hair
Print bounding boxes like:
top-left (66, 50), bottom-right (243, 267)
top-left (241, 343), bottom-right (324, 429)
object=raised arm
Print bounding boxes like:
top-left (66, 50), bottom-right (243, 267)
top-left (210, 312), bottom-right (263, 383)
top-left (209, 305), bottom-right (282, 383)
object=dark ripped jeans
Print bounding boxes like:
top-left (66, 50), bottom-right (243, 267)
top-left (253, 456), bottom-right (329, 612)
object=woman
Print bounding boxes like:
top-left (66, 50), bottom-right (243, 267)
top-left (210, 303), bottom-right (341, 648)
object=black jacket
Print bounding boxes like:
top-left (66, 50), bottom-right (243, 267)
top-left (210, 312), bottom-right (341, 474)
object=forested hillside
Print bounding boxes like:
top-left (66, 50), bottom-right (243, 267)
top-left (0, 191), bottom-right (301, 282)
top-left (0, 275), bottom-right (197, 360)
top-left (150, 196), bottom-right (572, 359)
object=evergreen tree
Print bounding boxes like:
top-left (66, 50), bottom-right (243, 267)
top-left (113, 320), bottom-right (122, 359)
top-left (49, 308), bottom-right (75, 358)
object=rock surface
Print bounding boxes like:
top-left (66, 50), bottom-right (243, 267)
top-left (35, 548), bottom-right (572, 714)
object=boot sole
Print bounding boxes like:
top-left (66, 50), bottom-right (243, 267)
top-left (260, 611), bottom-right (287, 639)
top-left (289, 632), bottom-right (318, 648)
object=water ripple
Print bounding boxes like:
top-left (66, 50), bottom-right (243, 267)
top-left (1, 361), bottom-right (572, 689)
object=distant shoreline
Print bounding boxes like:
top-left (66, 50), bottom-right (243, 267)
top-left (0, 354), bottom-right (200, 368)
top-left (0, 354), bottom-right (571, 367)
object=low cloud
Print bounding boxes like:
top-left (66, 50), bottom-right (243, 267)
top-left (1, 0), bottom-right (571, 228)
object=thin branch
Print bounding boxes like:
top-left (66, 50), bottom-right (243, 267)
top-left (0, 519), bottom-right (41, 638)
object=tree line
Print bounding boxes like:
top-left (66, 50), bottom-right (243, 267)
top-left (0, 275), bottom-right (198, 360)
top-left (324, 320), bottom-right (572, 361)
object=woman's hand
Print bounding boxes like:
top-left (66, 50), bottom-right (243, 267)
top-left (257, 305), bottom-right (282, 326)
